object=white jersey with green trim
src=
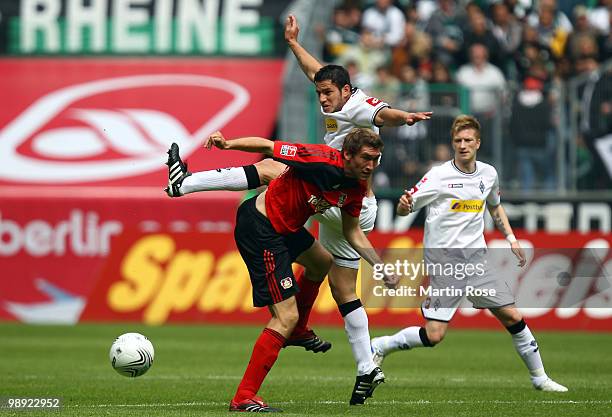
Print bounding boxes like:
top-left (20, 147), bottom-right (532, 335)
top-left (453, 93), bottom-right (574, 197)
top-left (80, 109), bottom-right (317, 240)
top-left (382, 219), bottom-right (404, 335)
top-left (409, 160), bottom-right (501, 249)
top-left (320, 88), bottom-right (389, 150)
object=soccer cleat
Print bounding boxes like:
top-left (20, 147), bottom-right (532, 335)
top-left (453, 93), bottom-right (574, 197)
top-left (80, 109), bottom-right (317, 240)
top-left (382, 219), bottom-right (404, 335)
top-left (349, 367), bottom-right (385, 405)
top-left (534, 378), bottom-right (568, 392)
top-left (285, 329), bottom-right (331, 353)
top-left (229, 396), bottom-right (283, 412)
top-left (370, 337), bottom-right (386, 367)
top-left (165, 143), bottom-right (191, 197)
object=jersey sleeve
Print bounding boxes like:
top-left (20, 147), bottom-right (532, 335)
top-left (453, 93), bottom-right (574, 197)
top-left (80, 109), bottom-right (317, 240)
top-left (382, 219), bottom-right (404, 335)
top-left (272, 141), bottom-right (341, 169)
top-left (350, 95), bottom-right (389, 126)
top-left (409, 169), bottom-right (441, 210)
top-left (486, 170), bottom-right (501, 206)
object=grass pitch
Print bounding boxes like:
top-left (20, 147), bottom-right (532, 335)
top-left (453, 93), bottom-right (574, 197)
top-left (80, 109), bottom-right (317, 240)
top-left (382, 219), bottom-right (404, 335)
top-left (1, 323), bottom-right (611, 416)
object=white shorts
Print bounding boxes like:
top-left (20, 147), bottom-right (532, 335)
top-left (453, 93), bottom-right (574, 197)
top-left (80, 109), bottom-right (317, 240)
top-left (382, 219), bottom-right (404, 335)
top-left (421, 250), bottom-right (515, 322)
top-left (313, 196), bottom-right (377, 269)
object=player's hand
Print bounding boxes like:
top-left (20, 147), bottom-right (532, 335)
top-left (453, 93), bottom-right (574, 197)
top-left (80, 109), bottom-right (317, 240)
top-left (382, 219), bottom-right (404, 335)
top-left (405, 111), bottom-right (433, 126)
top-left (383, 273), bottom-right (400, 289)
top-left (284, 14), bottom-right (299, 44)
top-left (397, 189), bottom-right (414, 215)
top-left (205, 131), bottom-right (229, 150)
top-left (511, 241), bottom-right (526, 267)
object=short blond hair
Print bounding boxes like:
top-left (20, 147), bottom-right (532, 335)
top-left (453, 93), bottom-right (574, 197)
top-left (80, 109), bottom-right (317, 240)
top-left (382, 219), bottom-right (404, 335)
top-left (451, 115), bottom-right (481, 141)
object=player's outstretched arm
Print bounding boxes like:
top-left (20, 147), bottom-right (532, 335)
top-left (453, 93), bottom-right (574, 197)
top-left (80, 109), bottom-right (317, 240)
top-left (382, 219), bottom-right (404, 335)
top-left (285, 14), bottom-right (323, 82)
top-left (341, 211), bottom-right (399, 288)
top-left (375, 108), bottom-right (433, 127)
top-left (487, 204), bottom-right (526, 267)
top-left (205, 131), bottom-right (274, 156)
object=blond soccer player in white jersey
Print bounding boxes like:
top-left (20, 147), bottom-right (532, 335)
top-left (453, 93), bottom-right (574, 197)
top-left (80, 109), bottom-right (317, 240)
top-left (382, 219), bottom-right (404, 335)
top-left (164, 14), bottom-right (431, 405)
top-left (370, 115), bottom-right (568, 393)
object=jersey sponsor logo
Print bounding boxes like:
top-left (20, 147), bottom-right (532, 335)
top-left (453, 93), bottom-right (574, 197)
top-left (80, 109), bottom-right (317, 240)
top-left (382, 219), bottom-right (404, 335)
top-left (0, 74), bottom-right (249, 183)
top-left (280, 277), bottom-right (293, 289)
top-left (280, 144), bottom-right (297, 157)
top-left (450, 199), bottom-right (485, 212)
top-left (448, 183), bottom-right (463, 188)
top-left (366, 97), bottom-right (381, 106)
top-left (325, 118), bottom-right (338, 132)
top-left (307, 194), bottom-right (333, 213)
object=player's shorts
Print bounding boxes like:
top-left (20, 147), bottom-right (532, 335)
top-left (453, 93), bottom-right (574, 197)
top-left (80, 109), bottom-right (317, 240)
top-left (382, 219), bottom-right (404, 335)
top-left (235, 197), bottom-right (315, 307)
top-left (420, 249), bottom-right (515, 322)
top-left (313, 195), bottom-right (377, 269)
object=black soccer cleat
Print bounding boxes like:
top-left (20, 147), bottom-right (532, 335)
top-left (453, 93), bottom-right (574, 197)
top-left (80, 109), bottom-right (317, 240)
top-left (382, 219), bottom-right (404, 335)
top-left (165, 142), bottom-right (191, 197)
top-left (349, 367), bottom-right (385, 405)
top-left (284, 329), bottom-right (332, 353)
top-left (229, 397), bottom-right (283, 413)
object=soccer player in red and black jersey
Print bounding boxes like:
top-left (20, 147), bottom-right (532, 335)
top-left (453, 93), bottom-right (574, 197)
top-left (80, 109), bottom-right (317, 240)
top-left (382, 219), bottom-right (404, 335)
top-left (199, 128), bottom-right (396, 412)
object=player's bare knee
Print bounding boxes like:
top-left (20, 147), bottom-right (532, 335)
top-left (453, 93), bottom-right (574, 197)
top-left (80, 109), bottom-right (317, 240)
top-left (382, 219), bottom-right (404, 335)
top-left (280, 309), bottom-right (299, 333)
top-left (426, 330), bottom-right (445, 345)
top-left (254, 159), bottom-right (284, 185)
top-left (491, 306), bottom-right (522, 327)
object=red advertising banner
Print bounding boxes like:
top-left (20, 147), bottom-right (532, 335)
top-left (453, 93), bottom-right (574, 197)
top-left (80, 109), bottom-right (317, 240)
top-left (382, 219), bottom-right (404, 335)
top-left (0, 58), bottom-right (283, 187)
top-left (0, 193), bottom-right (239, 323)
top-left (74, 230), bottom-right (612, 331)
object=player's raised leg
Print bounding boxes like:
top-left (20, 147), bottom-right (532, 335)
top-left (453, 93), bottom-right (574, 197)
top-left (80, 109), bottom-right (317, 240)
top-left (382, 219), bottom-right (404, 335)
top-left (165, 143), bottom-right (285, 197)
top-left (490, 306), bottom-right (568, 392)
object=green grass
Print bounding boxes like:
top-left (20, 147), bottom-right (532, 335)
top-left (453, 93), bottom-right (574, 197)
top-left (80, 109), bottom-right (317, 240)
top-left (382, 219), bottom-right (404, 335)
top-left (1, 323), bottom-right (611, 416)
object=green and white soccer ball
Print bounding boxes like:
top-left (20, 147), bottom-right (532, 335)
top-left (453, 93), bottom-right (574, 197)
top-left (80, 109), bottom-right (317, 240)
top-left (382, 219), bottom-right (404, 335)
top-left (109, 333), bottom-right (154, 377)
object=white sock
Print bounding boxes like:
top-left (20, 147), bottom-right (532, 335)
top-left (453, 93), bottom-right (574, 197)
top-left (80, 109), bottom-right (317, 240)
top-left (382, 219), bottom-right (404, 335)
top-left (511, 325), bottom-right (548, 386)
top-left (344, 307), bottom-right (377, 375)
top-left (180, 167), bottom-right (248, 194)
top-left (378, 326), bottom-right (425, 355)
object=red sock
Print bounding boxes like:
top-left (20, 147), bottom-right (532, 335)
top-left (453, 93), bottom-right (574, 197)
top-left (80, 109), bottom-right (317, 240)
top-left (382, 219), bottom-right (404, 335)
top-left (291, 269), bottom-right (323, 338)
top-left (233, 328), bottom-right (286, 403)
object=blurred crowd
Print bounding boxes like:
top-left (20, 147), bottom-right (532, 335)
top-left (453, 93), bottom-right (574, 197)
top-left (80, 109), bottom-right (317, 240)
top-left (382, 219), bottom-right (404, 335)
top-left (318, 0), bottom-right (612, 190)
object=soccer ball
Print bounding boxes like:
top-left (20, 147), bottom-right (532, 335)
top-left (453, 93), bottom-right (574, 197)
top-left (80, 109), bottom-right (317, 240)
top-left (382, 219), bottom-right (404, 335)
top-left (109, 333), bottom-right (154, 377)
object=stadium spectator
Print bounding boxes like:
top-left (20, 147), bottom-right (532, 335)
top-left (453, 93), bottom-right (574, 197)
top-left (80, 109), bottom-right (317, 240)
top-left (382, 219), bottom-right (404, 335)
top-left (566, 5), bottom-right (601, 63)
top-left (361, 0), bottom-right (407, 48)
top-left (369, 65), bottom-right (401, 107)
top-left (336, 29), bottom-right (390, 82)
top-left (371, 114), bottom-right (568, 393)
top-left (588, 0), bottom-right (611, 35)
top-left (456, 43), bottom-right (506, 159)
top-left (390, 21), bottom-right (433, 78)
top-left (461, 8), bottom-right (505, 69)
top-left (425, 0), bottom-right (466, 68)
top-left (200, 128), bottom-right (391, 411)
top-left (527, 0), bottom-right (572, 59)
top-left (491, 2), bottom-right (523, 65)
top-left (509, 75), bottom-right (556, 190)
top-left (324, 6), bottom-right (361, 62)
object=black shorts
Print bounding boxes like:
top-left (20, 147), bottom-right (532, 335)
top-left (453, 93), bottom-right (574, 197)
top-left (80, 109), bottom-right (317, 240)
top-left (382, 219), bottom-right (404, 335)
top-left (235, 197), bottom-right (315, 307)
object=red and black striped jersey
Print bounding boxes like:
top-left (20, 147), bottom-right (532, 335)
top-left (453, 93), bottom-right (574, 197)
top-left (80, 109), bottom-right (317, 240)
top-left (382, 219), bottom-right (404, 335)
top-left (265, 141), bottom-right (367, 235)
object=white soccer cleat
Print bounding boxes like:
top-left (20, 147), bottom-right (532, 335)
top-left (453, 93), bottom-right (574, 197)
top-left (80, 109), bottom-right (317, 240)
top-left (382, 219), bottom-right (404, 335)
top-left (370, 337), bottom-right (387, 367)
top-left (534, 378), bottom-right (568, 392)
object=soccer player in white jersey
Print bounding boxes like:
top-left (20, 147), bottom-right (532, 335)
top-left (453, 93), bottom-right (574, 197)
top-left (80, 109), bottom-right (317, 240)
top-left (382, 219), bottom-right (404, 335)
top-left (370, 115), bottom-right (568, 392)
top-left (165, 14), bottom-right (431, 404)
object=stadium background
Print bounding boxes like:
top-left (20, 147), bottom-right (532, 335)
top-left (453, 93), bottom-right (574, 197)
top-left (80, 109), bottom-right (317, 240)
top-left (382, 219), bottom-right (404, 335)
top-left (0, 0), bottom-right (611, 415)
